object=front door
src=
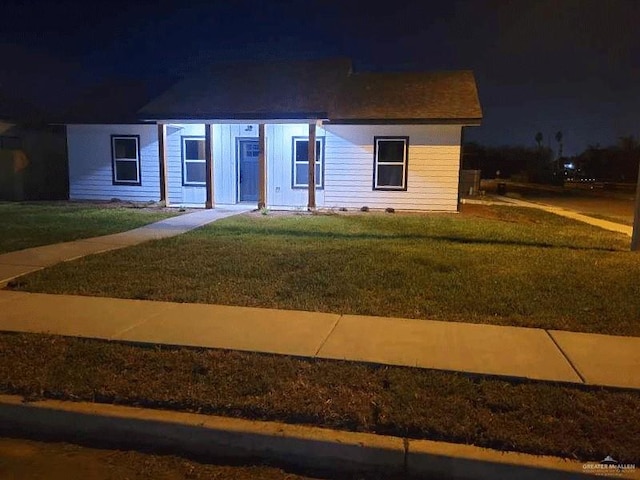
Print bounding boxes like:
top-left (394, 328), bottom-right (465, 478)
top-left (238, 139), bottom-right (259, 202)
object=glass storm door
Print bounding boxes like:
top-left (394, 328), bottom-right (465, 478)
top-left (238, 139), bottom-right (259, 202)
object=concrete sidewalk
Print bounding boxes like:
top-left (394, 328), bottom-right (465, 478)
top-left (1, 290), bottom-right (638, 390)
top-left (0, 208), bottom-right (249, 287)
top-left (496, 196), bottom-right (633, 236)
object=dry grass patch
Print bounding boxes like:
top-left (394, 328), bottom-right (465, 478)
top-left (0, 332), bottom-right (638, 463)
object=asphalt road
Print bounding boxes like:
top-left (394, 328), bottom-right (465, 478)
top-left (0, 437), bottom-right (420, 480)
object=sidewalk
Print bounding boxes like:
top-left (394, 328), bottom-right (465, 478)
top-left (0, 208), bottom-right (249, 287)
top-left (1, 290), bottom-right (638, 390)
top-left (493, 196), bottom-right (633, 236)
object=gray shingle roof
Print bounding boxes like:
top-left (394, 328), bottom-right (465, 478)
top-left (139, 58), bottom-right (352, 121)
top-left (332, 70), bottom-right (482, 123)
top-left (139, 58), bottom-right (482, 124)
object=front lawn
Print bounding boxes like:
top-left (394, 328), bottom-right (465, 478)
top-left (8, 205), bottom-right (640, 335)
top-left (0, 202), bottom-right (179, 254)
top-left (1, 332), bottom-right (638, 463)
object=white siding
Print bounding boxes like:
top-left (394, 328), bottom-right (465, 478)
top-left (165, 123), bottom-right (205, 206)
top-left (164, 122), bottom-right (325, 208)
top-left (166, 123), bottom-right (259, 206)
top-left (265, 124), bottom-right (325, 209)
top-left (67, 122), bottom-right (462, 211)
top-left (323, 124), bottom-right (462, 211)
top-left (214, 124), bottom-right (259, 205)
top-left (68, 124), bottom-right (160, 202)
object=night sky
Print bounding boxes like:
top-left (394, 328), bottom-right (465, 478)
top-left (1, 0), bottom-right (638, 156)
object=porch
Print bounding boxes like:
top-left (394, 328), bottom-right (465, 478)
top-left (156, 121), bottom-right (322, 210)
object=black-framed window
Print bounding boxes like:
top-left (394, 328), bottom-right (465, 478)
top-left (373, 137), bottom-right (409, 190)
top-left (111, 135), bottom-right (141, 185)
top-left (292, 136), bottom-right (324, 188)
top-left (182, 137), bottom-right (206, 186)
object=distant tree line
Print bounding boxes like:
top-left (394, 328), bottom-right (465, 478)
top-left (462, 143), bottom-right (555, 183)
top-left (572, 136), bottom-right (639, 182)
top-left (463, 134), bottom-right (640, 184)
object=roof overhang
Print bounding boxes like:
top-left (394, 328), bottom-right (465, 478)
top-left (145, 118), bottom-right (331, 125)
top-left (139, 111), bottom-right (330, 123)
top-left (141, 117), bottom-right (481, 126)
top-left (326, 118), bottom-right (482, 126)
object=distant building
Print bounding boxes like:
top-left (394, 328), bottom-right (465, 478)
top-left (0, 94), bottom-right (67, 200)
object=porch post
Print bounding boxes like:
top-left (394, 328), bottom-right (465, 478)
top-left (258, 123), bottom-right (267, 209)
top-left (205, 123), bottom-right (214, 209)
top-left (157, 123), bottom-right (168, 205)
top-left (307, 122), bottom-right (316, 211)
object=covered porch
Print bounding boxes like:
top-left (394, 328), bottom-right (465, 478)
top-left (155, 120), bottom-right (323, 211)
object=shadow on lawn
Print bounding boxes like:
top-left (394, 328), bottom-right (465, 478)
top-left (206, 226), bottom-right (621, 252)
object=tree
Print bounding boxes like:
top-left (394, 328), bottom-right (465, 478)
top-left (618, 135), bottom-right (638, 152)
top-left (632, 142), bottom-right (640, 251)
top-left (535, 132), bottom-right (543, 149)
top-left (616, 135), bottom-right (639, 182)
top-left (555, 131), bottom-right (563, 159)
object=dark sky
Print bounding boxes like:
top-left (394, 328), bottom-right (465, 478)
top-left (1, 0), bottom-right (638, 156)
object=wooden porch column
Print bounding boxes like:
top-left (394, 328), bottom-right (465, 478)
top-left (157, 123), bottom-right (168, 205)
top-left (258, 123), bottom-right (267, 209)
top-left (307, 122), bottom-right (317, 211)
top-left (205, 123), bottom-right (214, 209)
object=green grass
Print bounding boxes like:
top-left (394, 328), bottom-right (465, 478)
top-left (0, 202), bottom-right (178, 254)
top-left (1, 332), bottom-right (638, 463)
top-left (10, 205), bottom-right (640, 335)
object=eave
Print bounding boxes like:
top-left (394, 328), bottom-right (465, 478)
top-left (325, 117), bottom-right (483, 126)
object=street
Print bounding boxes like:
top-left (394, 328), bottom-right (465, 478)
top-left (0, 436), bottom-right (411, 480)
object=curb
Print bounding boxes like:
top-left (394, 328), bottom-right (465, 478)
top-left (0, 395), bottom-right (603, 479)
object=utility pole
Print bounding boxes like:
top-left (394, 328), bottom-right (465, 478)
top-left (631, 157), bottom-right (640, 251)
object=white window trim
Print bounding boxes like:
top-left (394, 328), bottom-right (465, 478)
top-left (373, 137), bottom-right (409, 191)
top-left (293, 136), bottom-right (324, 188)
top-left (182, 137), bottom-right (206, 186)
top-left (111, 135), bottom-right (141, 185)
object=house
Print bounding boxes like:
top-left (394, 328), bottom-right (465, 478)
top-left (0, 93), bottom-right (67, 201)
top-left (66, 59), bottom-right (482, 211)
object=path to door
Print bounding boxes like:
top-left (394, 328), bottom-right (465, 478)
top-left (0, 208), bottom-right (250, 287)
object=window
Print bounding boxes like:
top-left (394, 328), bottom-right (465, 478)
top-left (182, 137), bottom-right (206, 185)
top-left (292, 137), bottom-right (324, 188)
top-left (111, 136), bottom-right (141, 185)
top-left (373, 137), bottom-right (408, 190)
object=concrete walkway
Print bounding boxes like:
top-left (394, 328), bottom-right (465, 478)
top-left (0, 208), bottom-right (249, 286)
top-left (496, 196), bottom-right (633, 236)
top-left (1, 290), bottom-right (638, 390)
